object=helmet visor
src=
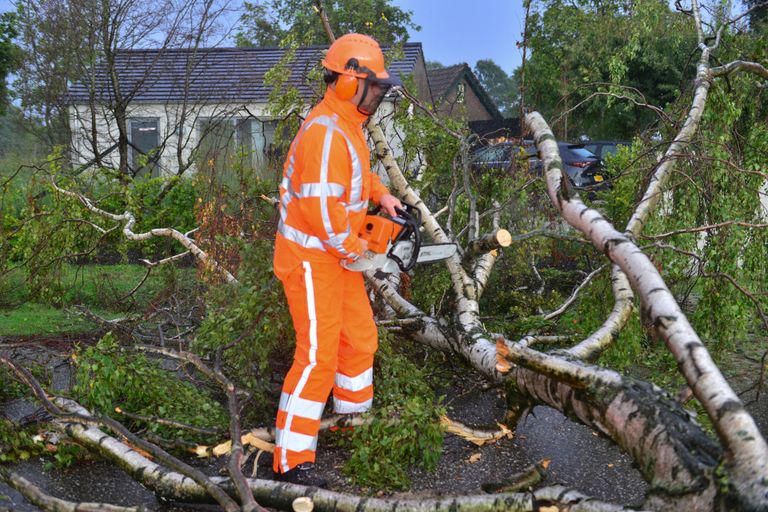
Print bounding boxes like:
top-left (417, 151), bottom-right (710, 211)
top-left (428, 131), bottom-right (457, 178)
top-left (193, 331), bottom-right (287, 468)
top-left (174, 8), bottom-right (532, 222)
top-left (357, 79), bottom-right (390, 116)
top-left (356, 72), bottom-right (401, 116)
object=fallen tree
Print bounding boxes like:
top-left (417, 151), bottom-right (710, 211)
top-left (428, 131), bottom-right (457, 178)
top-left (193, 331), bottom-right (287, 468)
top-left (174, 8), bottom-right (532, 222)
top-left (2, 0), bottom-right (768, 510)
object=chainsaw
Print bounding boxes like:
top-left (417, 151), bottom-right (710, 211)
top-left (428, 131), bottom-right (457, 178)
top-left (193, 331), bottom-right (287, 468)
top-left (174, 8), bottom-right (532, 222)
top-left (342, 203), bottom-right (457, 277)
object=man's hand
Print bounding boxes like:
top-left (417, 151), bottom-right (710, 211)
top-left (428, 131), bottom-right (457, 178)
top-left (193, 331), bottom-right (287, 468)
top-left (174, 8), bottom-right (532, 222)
top-left (379, 194), bottom-right (403, 217)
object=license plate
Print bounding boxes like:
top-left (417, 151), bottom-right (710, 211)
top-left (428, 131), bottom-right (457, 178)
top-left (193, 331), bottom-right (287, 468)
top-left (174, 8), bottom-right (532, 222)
top-left (594, 175), bottom-right (604, 182)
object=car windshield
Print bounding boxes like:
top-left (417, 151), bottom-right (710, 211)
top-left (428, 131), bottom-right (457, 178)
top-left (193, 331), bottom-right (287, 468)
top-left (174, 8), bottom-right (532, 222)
top-left (565, 146), bottom-right (597, 159)
top-left (474, 145), bottom-right (509, 163)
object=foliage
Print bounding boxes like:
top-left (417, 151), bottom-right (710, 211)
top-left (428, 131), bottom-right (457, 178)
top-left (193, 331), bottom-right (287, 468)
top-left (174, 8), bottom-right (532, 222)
top-left (474, 59), bottom-right (518, 117)
top-left (192, 240), bottom-right (294, 422)
top-left (0, 367), bottom-right (27, 402)
top-left (744, 0), bottom-right (767, 31)
top-left (0, 11), bottom-right (19, 115)
top-left (521, 0), bottom-right (697, 139)
top-left (582, 28), bottom-right (768, 358)
top-left (669, 72), bottom-right (767, 349)
top-left (0, 419), bottom-right (45, 464)
top-left (261, 33), bottom-right (309, 166)
top-left (341, 330), bottom-right (445, 490)
top-left (0, 107), bottom-right (43, 159)
top-left (0, 367), bottom-right (88, 467)
top-left (12, 0), bottom-right (86, 145)
top-left (71, 333), bottom-right (228, 443)
top-left (394, 87), bottom-right (599, 334)
top-left (190, 143), bottom-right (294, 422)
top-left (236, 0), bottom-right (419, 47)
top-left (2, 150), bottom-right (198, 305)
top-left (0, 419), bottom-right (88, 468)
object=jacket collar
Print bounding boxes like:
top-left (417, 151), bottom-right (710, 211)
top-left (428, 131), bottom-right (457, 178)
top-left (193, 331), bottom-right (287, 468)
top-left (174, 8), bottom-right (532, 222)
top-left (322, 87), bottom-right (369, 125)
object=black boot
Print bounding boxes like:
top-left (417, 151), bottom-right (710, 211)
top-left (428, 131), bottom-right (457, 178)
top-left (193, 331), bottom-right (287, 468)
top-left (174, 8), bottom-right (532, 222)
top-left (274, 462), bottom-right (328, 488)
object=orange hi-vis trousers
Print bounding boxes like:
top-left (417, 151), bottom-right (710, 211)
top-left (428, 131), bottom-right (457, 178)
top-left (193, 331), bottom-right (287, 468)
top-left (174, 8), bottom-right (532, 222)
top-left (273, 259), bottom-right (378, 473)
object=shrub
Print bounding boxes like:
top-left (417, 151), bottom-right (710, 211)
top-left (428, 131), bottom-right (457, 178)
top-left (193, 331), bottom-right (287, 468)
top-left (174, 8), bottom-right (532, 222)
top-left (341, 331), bottom-right (445, 490)
top-left (71, 333), bottom-right (228, 443)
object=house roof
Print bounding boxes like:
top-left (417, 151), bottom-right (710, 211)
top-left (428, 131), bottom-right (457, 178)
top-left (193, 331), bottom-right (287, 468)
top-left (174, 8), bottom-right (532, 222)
top-left (427, 64), bottom-right (466, 101)
top-left (426, 63), bottom-right (502, 120)
top-left (66, 43), bottom-right (424, 105)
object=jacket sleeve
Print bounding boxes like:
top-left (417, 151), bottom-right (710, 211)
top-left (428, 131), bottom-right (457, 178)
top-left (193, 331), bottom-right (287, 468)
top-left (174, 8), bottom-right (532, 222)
top-left (296, 124), bottom-right (363, 260)
top-left (369, 171), bottom-right (390, 204)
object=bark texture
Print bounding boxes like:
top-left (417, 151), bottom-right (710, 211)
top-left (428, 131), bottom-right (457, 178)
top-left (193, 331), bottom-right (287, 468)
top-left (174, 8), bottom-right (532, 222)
top-left (525, 112), bottom-right (768, 510)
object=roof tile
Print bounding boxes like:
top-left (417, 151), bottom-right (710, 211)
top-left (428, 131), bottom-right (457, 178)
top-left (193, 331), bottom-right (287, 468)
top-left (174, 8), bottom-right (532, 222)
top-left (67, 43), bottom-right (423, 104)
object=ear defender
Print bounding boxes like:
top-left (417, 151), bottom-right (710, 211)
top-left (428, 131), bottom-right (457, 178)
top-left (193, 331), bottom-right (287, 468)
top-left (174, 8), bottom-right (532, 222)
top-left (336, 58), bottom-right (361, 100)
top-left (335, 74), bottom-right (358, 100)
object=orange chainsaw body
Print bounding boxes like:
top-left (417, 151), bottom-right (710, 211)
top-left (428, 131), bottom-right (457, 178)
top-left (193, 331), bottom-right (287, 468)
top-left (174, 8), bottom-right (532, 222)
top-left (359, 215), bottom-right (403, 254)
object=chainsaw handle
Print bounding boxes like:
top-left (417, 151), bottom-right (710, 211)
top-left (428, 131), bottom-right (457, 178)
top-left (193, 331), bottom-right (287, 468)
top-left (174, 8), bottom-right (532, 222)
top-left (388, 203), bottom-right (421, 272)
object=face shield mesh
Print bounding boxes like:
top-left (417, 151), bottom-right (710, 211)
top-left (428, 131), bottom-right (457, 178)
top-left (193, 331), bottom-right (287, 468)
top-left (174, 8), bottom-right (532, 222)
top-left (356, 78), bottom-right (393, 117)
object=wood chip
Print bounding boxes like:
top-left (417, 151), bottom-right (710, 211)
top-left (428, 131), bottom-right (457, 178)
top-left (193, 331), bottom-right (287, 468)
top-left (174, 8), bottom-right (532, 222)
top-left (211, 440), bottom-right (231, 457)
top-left (193, 445), bottom-right (211, 458)
top-left (440, 415), bottom-right (513, 446)
top-left (241, 432), bottom-right (275, 453)
top-left (468, 453), bottom-right (482, 463)
top-left (209, 432), bottom-right (275, 457)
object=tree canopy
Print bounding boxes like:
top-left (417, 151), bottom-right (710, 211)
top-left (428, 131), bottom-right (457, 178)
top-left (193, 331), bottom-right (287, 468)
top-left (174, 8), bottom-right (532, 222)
top-left (0, 12), bottom-right (19, 115)
top-left (520, 0), bottom-right (697, 140)
top-left (235, 0), bottom-right (419, 47)
top-left (474, 59), bottom-right (518, 117)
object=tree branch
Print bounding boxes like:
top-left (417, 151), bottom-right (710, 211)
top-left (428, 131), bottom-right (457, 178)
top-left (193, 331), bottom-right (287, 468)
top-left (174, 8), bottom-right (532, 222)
top-left (51, 176), bottom-right (237, 284)
top-left (0, 357), bottom-right (240, 512)
top-left (132, 345), bottom-right (266, 511)
top-left (641, 220), bottom-right (768, 240)
top-left (463, 228), bottom-right (512, 263)
top-left (542, 264), bottom-right (607, 321)
top-left (526, 110), bottom-right (768, 508)
top-left (0, 467), bottom-right (144, 512)
top-left (710, 59), bottom-right (768, 79)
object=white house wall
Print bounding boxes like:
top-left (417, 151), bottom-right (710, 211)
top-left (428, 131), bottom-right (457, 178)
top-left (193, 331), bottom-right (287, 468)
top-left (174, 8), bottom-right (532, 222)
top-left (68, 102), bottom-right (277, 177)
top-left (69, 99), bottom-right (413, 184)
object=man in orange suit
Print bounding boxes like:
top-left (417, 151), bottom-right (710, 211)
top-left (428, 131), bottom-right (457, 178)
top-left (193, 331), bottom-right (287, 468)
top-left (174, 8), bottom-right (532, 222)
top-left (272, 33), bottom-right (402, 487)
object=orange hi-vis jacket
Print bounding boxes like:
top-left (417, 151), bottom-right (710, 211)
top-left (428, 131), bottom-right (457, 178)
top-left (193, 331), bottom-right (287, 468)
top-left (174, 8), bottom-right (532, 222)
top-left (272, 87), bottom-right (389, 474)
top-left (273, 87), bottom-right (389, 277)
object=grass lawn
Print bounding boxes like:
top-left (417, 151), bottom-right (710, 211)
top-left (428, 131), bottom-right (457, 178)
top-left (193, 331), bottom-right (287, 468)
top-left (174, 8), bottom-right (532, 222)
top-left (0, 302), bottom-right (106, 336)
top-left (0, 263), bottom-right (192, 337)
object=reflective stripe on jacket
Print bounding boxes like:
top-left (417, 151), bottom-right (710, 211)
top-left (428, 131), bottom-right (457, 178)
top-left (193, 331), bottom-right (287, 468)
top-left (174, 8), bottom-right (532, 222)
top-left (274, 88), bottom-right (389, 278)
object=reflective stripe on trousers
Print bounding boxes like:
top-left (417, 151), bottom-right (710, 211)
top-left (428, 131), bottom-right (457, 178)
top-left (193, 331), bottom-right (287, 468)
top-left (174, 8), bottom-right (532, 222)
top-left (274, 261), bottom-right (378, 473)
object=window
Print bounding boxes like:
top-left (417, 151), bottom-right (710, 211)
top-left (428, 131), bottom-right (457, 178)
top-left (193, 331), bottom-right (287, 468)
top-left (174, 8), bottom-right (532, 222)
top-left (457, 83), bottom-right (466, 104)
top-left (129, 118), bottom-right (160, 177)
top-left (197, 117), bottom-right (278, 180)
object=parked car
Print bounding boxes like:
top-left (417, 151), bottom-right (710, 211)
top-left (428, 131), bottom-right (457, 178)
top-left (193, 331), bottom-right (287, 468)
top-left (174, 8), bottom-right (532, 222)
top-left (472, 141), bottom-right (608, 191)
top-left (471, 141), bottom-right (538, 174)
top-left (581, 140), bottom-right (630, 160)
top-left (556, 143), bottom-right (609, 190)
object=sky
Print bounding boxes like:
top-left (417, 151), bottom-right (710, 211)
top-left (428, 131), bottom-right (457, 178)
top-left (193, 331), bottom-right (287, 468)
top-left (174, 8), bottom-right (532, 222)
top-left (393, 0), bottom-right (527, 74)
top-left (0, 0), bottom-right (528, 75)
